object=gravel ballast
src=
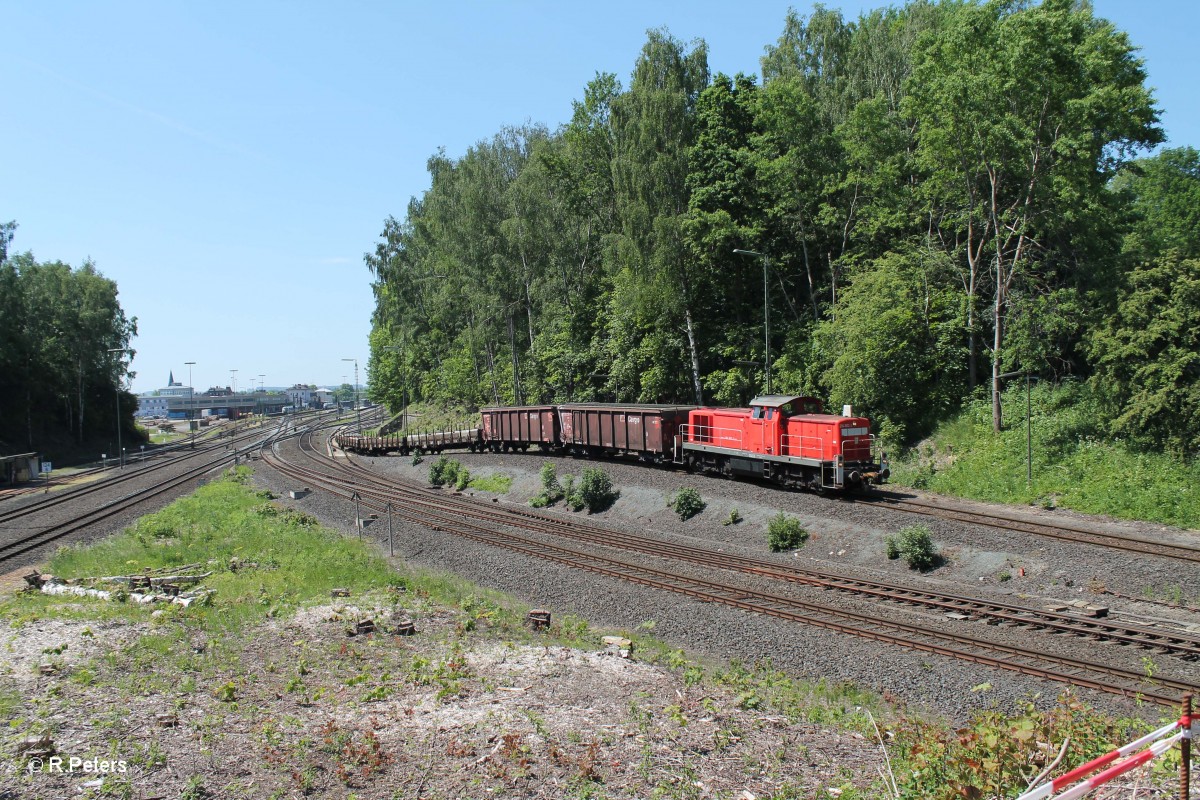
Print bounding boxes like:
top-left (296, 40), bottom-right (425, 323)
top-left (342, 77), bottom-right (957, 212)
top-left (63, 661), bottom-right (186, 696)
top-left (255, 444), bottom-right (1200, 724)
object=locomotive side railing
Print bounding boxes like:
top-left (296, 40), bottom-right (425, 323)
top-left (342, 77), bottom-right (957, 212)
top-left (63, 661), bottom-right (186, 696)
top-left (837, 434), bottom-right (879, 461)
top-left (780, 434), bottom-right (825, 458)
top-left (679, 424), bottom-right (745, 449)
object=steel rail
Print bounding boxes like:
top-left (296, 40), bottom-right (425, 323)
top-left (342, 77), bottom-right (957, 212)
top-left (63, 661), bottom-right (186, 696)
top-left (264, 435), bottom-right (1193, 707)
top-left (860, 492), bottom-right (1200, 564)
top-left (323, 448), bottom-right (1200, 660)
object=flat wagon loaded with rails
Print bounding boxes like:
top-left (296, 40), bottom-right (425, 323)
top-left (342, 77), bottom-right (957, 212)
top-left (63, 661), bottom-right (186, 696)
top-left (333, 395), bottom-right (888, 492)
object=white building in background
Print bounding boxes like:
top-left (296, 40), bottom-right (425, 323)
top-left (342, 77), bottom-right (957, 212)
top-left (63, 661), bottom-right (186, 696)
top-left (286, 384), bottom-right (315, 409)
top-left (136, 371), bottom-right (193, 417)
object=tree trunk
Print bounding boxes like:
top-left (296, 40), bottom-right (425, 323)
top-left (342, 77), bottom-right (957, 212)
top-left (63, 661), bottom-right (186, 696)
top-left (485, 341), bottom-right (500, 407)
top-left (797, 215), bottom-right (820, 323)
top-left (992, 261), bottom-right (1004, 432)
top-left (684, 307), bottom-right (703, 405)
top-left (507, 311), bottom-right (523, 406)
top-left (77, 360), bottom-right (86, 445)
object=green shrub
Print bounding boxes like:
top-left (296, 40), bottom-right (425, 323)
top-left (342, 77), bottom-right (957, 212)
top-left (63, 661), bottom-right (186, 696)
top-left (430, 457), bottom-right (465, 488)
top-left (454, 467), bottom-right (471, 491)
top-left (562, 475), bottom-right (579, 511)
top-left (429, 456), bottom-right (451, 486)
top-left (723, 508), bottom-right (742, 526)
top-left (887, 524), bottom-right (939, 570)
top-left (885, 538), bottom-right (901, 560)
top-left (767, 513), bottom-right (809, 551)
top-left (668, 487), bottom-right (706, 521)
top-left (577, 468), bottom-right (618, 513)
top-left (530, 462), bottom-right (565, 508)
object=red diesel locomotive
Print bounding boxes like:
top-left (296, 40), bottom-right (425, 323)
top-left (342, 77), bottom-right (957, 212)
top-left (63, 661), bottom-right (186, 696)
top-left (678, 395), bottom-right (887, 491)
top-left (336, 394), bottom-right (888, 493)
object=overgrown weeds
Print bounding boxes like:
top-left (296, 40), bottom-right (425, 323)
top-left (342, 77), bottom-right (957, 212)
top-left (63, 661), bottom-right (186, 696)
top-left (891, 381), bottom-right (1200, 528)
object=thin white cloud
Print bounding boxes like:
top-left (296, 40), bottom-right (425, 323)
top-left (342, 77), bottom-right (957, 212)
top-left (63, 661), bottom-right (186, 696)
top-left (16, 55), bottom-right (267, 162)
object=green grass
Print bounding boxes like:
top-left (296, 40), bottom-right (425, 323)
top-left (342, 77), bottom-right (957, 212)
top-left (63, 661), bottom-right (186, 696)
top-left (1, 464), bottom-right (1176, 799)
top-left (890, 382), bottom-right (1200, 529)
top-left (468, 473), bottom-right (512, 493)
top-left (1, 467), bottom-right (399, 632)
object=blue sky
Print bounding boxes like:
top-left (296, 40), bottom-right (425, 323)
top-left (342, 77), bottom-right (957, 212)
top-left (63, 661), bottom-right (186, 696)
top-left (5, 1), bottom-right (1196, 394)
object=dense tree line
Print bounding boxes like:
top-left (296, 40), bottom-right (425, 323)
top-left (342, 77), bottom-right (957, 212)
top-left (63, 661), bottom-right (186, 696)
top-left (0, 221), bottom-right (138, 454)
top-left (366, 0), bottom-right (1199, 457)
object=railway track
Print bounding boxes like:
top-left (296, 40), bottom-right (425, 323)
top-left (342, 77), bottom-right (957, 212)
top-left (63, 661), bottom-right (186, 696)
top-left (860, 491), bottom-right (1200, 564)
top-left (259, 426), bottom-right (1199, 708)
top-left (0, 421), bottom-right (266, 530)
top-left (0, 422), bottom-right (279, 567)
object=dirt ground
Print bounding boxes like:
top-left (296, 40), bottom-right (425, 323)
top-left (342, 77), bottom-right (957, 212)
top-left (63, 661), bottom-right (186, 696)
top-left (0, 580), bottom-right (884, 800)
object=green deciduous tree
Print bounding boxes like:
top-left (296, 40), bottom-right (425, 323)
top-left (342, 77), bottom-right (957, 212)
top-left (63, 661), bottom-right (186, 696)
top-left (1113, 146), bottom-right (1200, 260)
top-left (1088, 254), bottom-right (1200, 454)
top-left (908, 0), bottom-right (1161, 431)
top-left (814, 247), bottom-right (965, 443)
top-left (0, 239), bottom-right (137, 451)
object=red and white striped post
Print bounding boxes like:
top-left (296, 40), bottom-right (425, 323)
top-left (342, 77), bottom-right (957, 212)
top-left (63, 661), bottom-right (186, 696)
top-left (1016, 699), bottom-right (1195, 800)
top-left (1182, 693), bottom-right (1192, 800)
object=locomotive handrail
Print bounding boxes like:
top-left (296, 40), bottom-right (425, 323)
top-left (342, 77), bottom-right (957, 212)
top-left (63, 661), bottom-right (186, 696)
top-left (836, 433), bottom-right (883, 464)
top-left (679, 423), bottom-right (745, 449)
top-left (780, 433), bottom-right (825, 458)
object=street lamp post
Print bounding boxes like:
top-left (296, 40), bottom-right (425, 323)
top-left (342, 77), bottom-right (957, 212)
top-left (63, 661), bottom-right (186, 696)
top-left (381, 344), bottom-right (407, 431)
top-left (184, 361), bottom-right (196, 420)
top-left (733, 249), bottom-right (771, 394)
top-left (107, 348), bottom-right (129, 467)
top-left (999, 369), bottom-right (1037, 484)
top-left (343, 358), bottom-right (360, 431)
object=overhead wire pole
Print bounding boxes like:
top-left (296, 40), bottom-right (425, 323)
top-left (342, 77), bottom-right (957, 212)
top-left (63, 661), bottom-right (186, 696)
top-left (733, 249), bottom-right (771, 394)
top-left (999, 369), bottom-right (1036, 484)
top-left (343, 358), bottom-right (360, 432)
top-left (107, 348), bottom-right (130, 467)
top-left (184, 360), bottom-right (196, 421)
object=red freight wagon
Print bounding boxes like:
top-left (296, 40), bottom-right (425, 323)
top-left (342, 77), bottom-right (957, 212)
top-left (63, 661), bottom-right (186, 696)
top-left (558, 404), bottom-right (695, 462)
top-left (679, 395), bottom-right (885, 491)
top-left (480, 405), bottom-right (559, 451)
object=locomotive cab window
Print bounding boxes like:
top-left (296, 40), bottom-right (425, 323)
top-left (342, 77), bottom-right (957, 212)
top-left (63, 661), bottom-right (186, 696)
top-left (751, 406), bottom-right (764, 419)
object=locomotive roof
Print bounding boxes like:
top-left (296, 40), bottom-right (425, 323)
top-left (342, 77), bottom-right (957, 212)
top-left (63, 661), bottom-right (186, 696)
top-left (748, 394), bottom-right (819, 408)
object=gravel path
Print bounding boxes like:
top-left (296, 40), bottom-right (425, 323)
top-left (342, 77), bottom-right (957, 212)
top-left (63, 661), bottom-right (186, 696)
top-left (254, 444), bottom-right (1200, 724)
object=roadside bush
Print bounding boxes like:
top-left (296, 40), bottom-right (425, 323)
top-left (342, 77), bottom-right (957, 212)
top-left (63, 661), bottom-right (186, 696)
top-left (767, 513), bottom-right (809, 551)
top-left (723, 508), bottom-right (742, 526)
top-left (668, 487), bottom-right (706, 521)
top-left (576, 467), bottom-right (618, 514)
top-left (886, 524), bottom-right (939, 570)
